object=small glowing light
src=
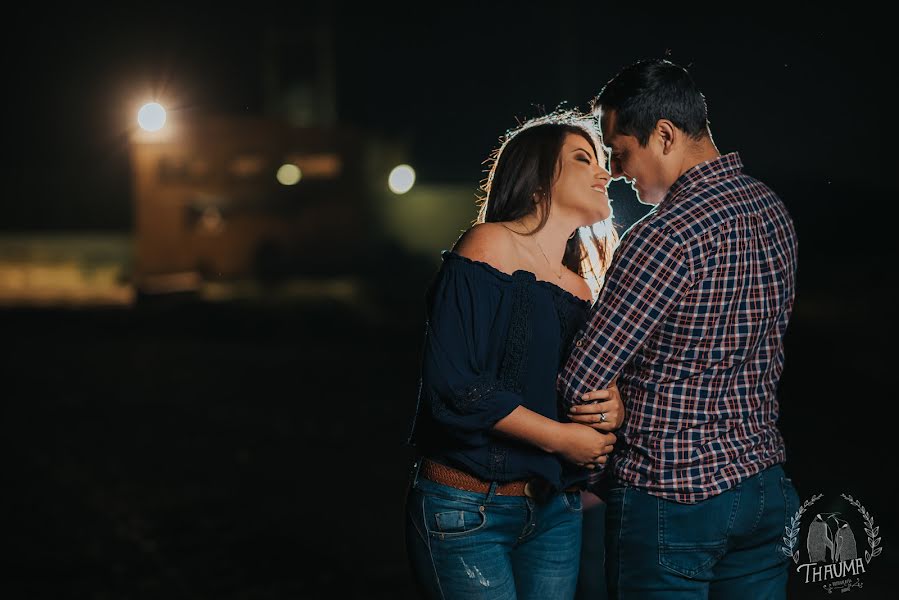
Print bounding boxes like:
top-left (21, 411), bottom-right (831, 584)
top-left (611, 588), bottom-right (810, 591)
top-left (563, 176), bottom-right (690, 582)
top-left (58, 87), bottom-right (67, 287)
top-left (276, 164), bottom-right (302, 186)
top-left (388, 164), bottom-right (415, 195)
top-left (137, 102), bottom-right (167, 131)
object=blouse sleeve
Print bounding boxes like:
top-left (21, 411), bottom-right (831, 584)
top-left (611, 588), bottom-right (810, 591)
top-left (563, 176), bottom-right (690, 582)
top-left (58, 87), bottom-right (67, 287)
top-left (420, 260), bottom-right (526, 449)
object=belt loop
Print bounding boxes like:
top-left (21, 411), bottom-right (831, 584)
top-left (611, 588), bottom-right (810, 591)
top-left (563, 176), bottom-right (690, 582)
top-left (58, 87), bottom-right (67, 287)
top-left (410, 456), bottom-right (424, 489)
top-left (485, 481), bottom-right (499, 503)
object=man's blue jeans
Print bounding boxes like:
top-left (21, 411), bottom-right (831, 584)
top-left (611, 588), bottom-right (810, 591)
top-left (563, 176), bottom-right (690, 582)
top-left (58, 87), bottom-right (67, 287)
top-left (404, 464), bottom-right (583, 599)
top-left (604, 464), bottom-right (799, 599)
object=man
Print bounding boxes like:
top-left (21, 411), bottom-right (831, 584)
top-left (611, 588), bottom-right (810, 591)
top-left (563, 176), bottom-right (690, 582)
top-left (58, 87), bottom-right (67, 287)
top-left (558, 59), bottom-right (800, 599)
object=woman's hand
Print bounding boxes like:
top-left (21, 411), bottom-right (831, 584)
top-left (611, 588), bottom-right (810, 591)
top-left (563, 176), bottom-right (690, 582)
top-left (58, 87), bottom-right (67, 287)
top-left (568, 380), bottom-right (625, 431)
top-left (553, 423), bottom-right (616, 469)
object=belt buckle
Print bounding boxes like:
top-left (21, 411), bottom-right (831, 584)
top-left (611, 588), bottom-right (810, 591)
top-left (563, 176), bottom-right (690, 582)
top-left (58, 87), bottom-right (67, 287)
top-left (524, 478), bottom-right (552, 503)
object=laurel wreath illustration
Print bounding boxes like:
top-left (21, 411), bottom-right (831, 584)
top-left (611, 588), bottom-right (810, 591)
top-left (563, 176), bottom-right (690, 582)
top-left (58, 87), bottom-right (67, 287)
top-left (842, 494), bottom-right (883, 564)
top-left (782, 493), bottom-right (822, 563)
top-left (781, 492), bottom-right (883, 565)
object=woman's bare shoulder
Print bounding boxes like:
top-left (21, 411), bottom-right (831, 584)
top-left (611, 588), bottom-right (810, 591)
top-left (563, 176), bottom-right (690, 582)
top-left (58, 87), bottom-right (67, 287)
top-left (568, 274), bottom-right (594, 303)
top-left (452, 223), bottom-right (516, 271)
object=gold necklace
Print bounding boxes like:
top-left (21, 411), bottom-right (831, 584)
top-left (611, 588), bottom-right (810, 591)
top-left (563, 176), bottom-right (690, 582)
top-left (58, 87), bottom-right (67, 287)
top-left (534, 237), bottom-right (563, 280)
top-left (499, 222), bottom-right (563, 280)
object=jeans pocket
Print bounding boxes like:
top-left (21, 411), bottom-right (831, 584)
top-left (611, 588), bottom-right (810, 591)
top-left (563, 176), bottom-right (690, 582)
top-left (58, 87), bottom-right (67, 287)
top-left (562, 491), bottom-right (583, 513)
top-left (423, 493), bottom-right (488, 539)
top-left (658, 493), bottom-right (735, 578)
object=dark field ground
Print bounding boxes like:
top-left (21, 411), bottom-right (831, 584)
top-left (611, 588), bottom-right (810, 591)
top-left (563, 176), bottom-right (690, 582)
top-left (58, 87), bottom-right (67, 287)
top-left (3, 256), bottom-right (895, 599)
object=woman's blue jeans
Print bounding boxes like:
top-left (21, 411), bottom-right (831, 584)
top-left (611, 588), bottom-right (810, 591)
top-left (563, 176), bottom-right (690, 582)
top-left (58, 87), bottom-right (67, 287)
top-left (404, 462), bottom-right (583, 599)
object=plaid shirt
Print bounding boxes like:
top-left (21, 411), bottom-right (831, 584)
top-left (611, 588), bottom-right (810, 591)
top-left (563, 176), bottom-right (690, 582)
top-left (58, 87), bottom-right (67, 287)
top-left (558, 153), bottom-right (797, 503)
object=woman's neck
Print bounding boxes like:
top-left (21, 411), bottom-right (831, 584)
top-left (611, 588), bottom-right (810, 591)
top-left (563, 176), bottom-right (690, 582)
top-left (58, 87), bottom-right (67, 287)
top-left (512, 212), bottom-right (577, 269)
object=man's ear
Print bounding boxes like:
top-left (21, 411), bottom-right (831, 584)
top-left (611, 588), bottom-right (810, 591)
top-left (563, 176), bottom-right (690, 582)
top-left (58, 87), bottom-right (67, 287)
top-left (655, 119), bottom-right (677, 155)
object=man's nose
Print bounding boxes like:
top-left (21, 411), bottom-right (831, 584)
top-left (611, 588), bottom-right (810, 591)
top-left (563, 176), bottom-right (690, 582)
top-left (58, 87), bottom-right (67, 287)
top-left (609, 161), bottom-right (624, 180)
top-left (612, 165), bottom-right (631, 183)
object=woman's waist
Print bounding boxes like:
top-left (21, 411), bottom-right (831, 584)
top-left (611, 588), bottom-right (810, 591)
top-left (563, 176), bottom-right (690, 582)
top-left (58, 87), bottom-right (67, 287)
top-left (420, 449), bottom-right (586, 491)
top-left (416, 457), bottom-right (581, 502)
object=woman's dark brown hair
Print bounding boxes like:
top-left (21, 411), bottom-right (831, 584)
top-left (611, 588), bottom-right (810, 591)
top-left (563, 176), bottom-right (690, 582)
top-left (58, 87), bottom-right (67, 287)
top-left (477, 111), bottom-right (618, 293)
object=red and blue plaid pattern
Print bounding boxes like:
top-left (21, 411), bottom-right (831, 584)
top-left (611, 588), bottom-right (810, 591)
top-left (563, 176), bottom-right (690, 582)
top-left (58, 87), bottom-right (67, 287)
top-left (558, 153), bottom-right (798, 503)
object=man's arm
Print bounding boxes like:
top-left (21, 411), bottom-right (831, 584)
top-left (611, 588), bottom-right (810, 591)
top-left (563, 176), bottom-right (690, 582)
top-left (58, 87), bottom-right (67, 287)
top-left (557, 224), bottom-right (692, 408)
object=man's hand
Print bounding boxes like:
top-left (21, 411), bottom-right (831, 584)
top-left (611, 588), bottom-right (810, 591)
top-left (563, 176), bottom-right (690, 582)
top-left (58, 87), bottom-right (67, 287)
top-left (568, 380), bottom-right (625, 431)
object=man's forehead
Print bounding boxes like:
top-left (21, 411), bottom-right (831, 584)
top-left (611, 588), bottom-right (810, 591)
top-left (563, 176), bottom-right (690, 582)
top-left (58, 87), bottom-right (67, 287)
top-left (598, 109), bottom-right (618, 147)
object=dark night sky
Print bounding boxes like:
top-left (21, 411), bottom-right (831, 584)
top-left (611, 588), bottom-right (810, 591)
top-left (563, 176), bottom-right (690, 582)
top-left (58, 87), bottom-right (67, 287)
top-left (3, 6), bottom-right (894, 236)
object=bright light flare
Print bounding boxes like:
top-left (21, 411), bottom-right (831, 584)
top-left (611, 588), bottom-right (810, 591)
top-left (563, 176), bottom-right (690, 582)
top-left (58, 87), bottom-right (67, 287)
top-left (276, 164), bottom-right (302, 186)
top-left (137, 102), bottom-right (167, 131)
top-left (388, 164), bottom-right (415, 195)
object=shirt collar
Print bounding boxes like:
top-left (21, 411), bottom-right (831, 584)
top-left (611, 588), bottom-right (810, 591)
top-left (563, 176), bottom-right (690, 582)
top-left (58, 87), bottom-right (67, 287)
top-left (658, 152), bottom-right (744, 210)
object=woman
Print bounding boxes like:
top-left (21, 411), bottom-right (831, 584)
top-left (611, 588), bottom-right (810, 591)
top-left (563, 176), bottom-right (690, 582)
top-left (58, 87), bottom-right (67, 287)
top-left (404, 111), bottom-right (624, 599)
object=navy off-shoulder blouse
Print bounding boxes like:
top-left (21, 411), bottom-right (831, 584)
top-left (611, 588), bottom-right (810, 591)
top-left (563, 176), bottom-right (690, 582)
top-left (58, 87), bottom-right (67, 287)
top-left (407, 250), bottom-right (592, 491)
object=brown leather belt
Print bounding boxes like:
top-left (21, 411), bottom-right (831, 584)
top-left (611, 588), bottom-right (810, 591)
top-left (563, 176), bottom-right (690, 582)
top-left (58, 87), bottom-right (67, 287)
top-left (419, 459), bottom-right (579, 499)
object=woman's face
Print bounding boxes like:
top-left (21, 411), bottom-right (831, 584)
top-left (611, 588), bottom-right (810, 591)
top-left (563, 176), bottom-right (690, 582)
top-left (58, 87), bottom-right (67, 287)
top-left (549, 133), bottom-right (612, 225)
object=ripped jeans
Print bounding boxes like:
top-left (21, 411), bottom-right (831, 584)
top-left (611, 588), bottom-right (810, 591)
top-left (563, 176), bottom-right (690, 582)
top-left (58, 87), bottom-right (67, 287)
top-left (404, 463), bottom-right (583, 600)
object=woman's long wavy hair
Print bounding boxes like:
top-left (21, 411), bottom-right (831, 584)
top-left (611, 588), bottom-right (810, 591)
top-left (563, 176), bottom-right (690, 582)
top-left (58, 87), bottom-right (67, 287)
top-left (477, 111), bottom-right (619, 295)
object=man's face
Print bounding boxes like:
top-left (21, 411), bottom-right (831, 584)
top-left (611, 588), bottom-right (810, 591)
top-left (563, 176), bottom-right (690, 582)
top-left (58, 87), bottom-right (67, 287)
top-left (600, 109), bottom-right (668, 206)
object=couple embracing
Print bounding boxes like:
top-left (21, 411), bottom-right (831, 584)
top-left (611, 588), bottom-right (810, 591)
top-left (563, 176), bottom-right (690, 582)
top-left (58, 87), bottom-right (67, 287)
top-left (404, 58), bottom-right (799, 600)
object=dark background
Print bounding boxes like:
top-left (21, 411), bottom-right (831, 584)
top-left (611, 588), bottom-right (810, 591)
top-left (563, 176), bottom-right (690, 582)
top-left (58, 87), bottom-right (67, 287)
top-left (3, 4), bottom-right (895, 599)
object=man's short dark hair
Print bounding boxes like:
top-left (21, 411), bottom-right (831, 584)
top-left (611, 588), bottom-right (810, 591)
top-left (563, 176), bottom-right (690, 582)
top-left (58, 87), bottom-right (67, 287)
top-left (594, 58), bottom-right (710, 147)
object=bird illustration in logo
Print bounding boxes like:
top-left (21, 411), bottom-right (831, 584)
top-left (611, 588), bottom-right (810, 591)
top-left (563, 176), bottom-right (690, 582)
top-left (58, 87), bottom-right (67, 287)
top-left (807, 513), bottom-right (835, 562)
top-left (806, 512), bottom-right (857, 563)
top-left (827, 515), bottom-right (858, 562)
